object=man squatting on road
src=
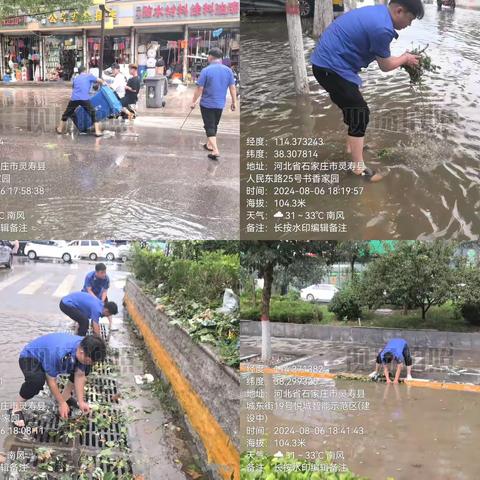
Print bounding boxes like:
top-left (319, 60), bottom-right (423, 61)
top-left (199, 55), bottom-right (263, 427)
top-left (10, 333), bottom-right (107, 427)
top-left (370, 338), bottom-right (414, 383)
top-left (311, 0), bottom-right (424, 181)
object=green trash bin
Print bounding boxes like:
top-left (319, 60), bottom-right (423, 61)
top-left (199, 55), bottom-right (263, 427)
top-left (145, 76), bottom-right (167, 108)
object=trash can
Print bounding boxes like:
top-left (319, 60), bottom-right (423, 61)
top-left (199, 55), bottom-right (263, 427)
top-left (144, 76), bottom-right (167, 108)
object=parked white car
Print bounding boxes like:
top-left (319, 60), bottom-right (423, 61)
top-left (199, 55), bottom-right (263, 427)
top-left (102, 244), bottom-right (131, 262)
top-left (24, 241), bottom-right (78, 263)
top-left (300, 284), bottom-right (339, 302)
top-left (66, 240), bottom-right (109, 261)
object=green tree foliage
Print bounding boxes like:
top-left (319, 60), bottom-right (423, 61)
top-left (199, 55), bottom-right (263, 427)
top-left (0, 1), bottom-right (91, 20)
top-left (358, 241), bottom-right (459, 319)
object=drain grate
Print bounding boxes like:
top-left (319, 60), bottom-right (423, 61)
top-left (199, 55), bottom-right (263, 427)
top-left (80, 407), bottom-right (128, 449)
top-left (27, 413), bottom-right (74, 446)
top-left (90, 361), bottom-right (119, 377)
top-left (85, 378), bottom-right (120, 404)
top-left (77, 453), bottom-right (133, 479)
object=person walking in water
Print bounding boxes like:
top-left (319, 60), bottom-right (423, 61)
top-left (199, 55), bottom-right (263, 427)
top-left (190, 48), bottom-right (237, 161)
top-left (311, 0), bottom-right (424, 181)
top-left (57, 66), bottom-right (105, 137)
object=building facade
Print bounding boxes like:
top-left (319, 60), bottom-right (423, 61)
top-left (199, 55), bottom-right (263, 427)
top-left (0, 0), bottom-right (239, 81)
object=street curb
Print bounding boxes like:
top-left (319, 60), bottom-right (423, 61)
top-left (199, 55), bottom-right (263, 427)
top-left (124, 287), bottom-right (239, 480)
top-left (239, 364), bottom-right (480, 393)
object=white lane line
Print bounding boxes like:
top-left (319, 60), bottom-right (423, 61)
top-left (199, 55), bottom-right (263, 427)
top-left (0, 271), bottom-right (31, 291)
top-left (53, 274), bottom-right (77, 298)
top-left (19, 275), bottom-right (51, 295)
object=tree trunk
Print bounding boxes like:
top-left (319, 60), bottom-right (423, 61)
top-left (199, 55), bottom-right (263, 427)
top-left (286, 0), bottom-right (309, 95)
top-left (421, 304), bottom-right (426, 320)
top-left (252, 275), bottom-right (257, 306)
top-left (350, 255), bottom-right (356, 280)
top-left (313, 0), bottom-right (334, 40)
top-left (261, 262), bottom-right (274, 362)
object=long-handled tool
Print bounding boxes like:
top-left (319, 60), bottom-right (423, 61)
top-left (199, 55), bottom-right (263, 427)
top-left (180, 106), bottom-right (195, 130)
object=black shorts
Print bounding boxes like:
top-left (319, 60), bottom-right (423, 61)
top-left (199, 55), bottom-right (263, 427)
top-left (200, 106), bottom-right (223, 138)
top-left (62, 100), bottom-right (97, 123)
top-left (60, 300), bottom-right (89, 336)
top-left (376, 345), bottom-right (413, 367)
top-left (312, 65), bottom-right (370, 138)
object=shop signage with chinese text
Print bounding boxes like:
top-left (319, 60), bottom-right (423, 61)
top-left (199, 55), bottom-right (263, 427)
top-left (134, 1), bottom-right (239, 23)
top-left (39, 6), bottom-right (119, 28)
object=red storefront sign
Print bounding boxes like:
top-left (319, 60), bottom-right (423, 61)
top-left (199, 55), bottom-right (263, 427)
top-left (1, 16), bottom-right (27, 27)
top-left (135, 1), bottom-right (239, 21)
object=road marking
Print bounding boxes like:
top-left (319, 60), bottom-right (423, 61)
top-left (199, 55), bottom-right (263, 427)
top-left (53, 274), bottom-right (77, 298)
top-left (277, 354), bottom-right (321, 369)
top-left (0, 271), bottom-right (30, 291)
top-left (19, 275), bottom-right (51, 295)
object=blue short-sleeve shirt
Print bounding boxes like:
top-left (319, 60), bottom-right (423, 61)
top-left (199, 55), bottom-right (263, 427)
top-left (20, 333), bottom-right (87, 377)
top-left (380, 338), bottom-right (408, 364)
top-left (71, 73), bottom-right (97, 101)
top-left (197, 62), bottom-right (235, 109)
top-left (62, 291), bottom-right (104, 324)
top-left (311, 5), bottom-right (398, 86)
top-left (82, 271), bottom-right (110, 299)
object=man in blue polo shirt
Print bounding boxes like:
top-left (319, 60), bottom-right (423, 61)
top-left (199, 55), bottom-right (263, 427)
top-left (56, 66), bottom-right (105, 137)
top-left (10, 334), bottom-right (106, 427)
top-left (82, 263), bottom-right (110, 302)
top-left (370, 338), bottom-right (414, 383)
top-left (311, 0), bottom-right (424, 181)
top-left (60, 291), bottom-right (118, 337)
top-left (190, 48), bottom-right (237, 161)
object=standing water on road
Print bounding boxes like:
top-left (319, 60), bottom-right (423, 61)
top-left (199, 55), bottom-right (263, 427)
top-left (241, 5), bottom-right (480, 239)
top-left (241, 372), bottom-right (480, 480)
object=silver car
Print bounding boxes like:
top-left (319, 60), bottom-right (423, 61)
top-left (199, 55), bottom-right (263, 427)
top-left (0, 241), bottom-right (13, 269)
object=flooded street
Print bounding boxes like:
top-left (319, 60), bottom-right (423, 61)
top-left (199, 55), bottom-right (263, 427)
top-left (0, 85), bottom-right (239, 240)
top-left (241, 5), bottom-right (480, 239)
top-left (241, 371), bottom-right (480, 479)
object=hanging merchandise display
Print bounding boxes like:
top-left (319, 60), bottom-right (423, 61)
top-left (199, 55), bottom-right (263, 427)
top-left (2, 36), bottom-right (41, 81)
top-left (88, 36), bottom-right (131, 70)
top-left (44, 35), bottom-right (83, 81)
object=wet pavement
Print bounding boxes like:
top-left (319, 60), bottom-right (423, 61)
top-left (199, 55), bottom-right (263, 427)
top-left (0, 258), bottom-right (203, 479)
top-left (240, 336), bottom-right (480, 384)
top-left (0, 84), bottom-right (239, 240)
top-left (241, 5), bottom-right (480, 239)
top-left (241, 371), bottom-right (480, 480)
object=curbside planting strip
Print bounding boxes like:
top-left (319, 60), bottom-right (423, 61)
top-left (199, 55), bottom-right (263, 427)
top-left (124, 281), bottom-right (239, 480)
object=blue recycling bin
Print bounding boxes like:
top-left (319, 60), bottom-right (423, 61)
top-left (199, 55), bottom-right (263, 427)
top-left (73, 86), bottom-right (123, 132)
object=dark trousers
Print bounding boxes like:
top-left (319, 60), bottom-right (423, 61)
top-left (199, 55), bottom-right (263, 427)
top-left (19, 357), bottom-right (90, 400)
top-left (61, 100), bottom-right (97, 123)
top-left (312, 65), bottom-right (370, 138)
top-left (201, 106), bottom-right (223, 138)
top-left (60, 300), bottom-right (89, 336)
top-left (19, 357), bottom-right (46, 400)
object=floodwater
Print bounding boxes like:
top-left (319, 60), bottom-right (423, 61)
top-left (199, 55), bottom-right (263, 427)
top-left (241, 372), bottom-right (480, 479)
top-left (0, 85), bottom-right (239, 240)
top-left (241, 5), bottom-right (480, 239)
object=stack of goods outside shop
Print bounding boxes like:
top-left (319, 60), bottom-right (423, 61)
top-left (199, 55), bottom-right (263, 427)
top-left (2, 36), bottom-right (41, 82)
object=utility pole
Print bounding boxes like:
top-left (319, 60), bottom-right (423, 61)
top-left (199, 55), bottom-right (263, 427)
top-left (313, 0), bottom-right (334, 39)
top-left (286, 0), bottom-right (309, 94)
top-left (99, 4), bottom-right (106, 79)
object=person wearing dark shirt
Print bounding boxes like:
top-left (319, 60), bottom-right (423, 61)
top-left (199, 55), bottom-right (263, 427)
top-left (56, 65), bottom-right (105, 137)
top-left (311, 0), bottom-right (424, 181)
top-left (121, 64), bottom-right (141, 120)
top-left (369, 338), bottom-right (414, 383)
top-left (10, 334), bottom-right (106, 427)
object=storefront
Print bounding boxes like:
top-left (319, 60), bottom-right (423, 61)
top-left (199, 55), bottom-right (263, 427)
top-left (0, 1), bottom-right (239, 82)
top-left (43, 34), bottom-right (83, 80)
top-left (137, 26), bottom-right (239, 82)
